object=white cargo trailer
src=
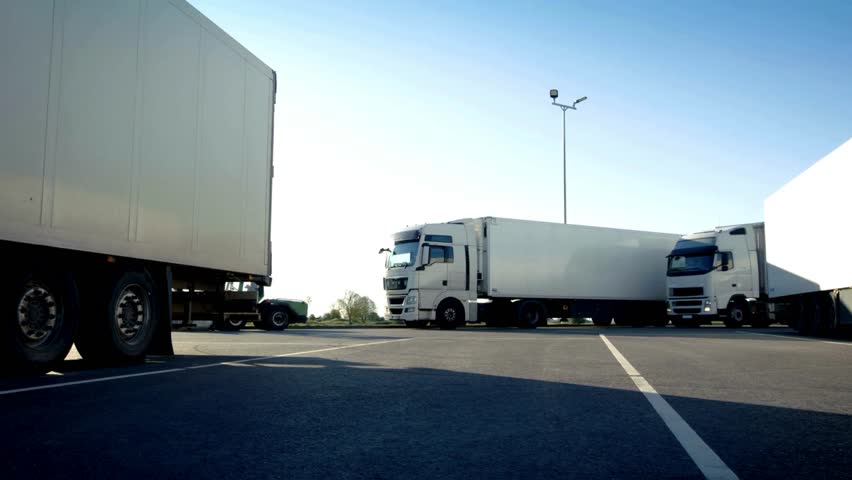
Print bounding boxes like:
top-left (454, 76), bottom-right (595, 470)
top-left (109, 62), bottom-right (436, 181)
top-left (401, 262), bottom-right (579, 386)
top-left (382, 217), bottom-right (679, 328)
top-left (0, 0), bottom-right (276, 371)
top-left (765, 138), bottom-right (852, 334)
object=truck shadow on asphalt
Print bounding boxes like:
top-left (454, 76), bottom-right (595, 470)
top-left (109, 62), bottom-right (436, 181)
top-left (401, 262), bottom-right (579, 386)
top-left (1, 354), bottom-right (850, 480)
top-left (200, 329), bottom-right (409, 342)
top-left (456, 325), bottom-right (852, 342)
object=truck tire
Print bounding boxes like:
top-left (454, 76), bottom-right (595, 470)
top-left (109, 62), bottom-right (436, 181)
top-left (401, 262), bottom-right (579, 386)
top-left (75, 269), bottom-right (157, 363)
top-left (436, 300), bottom-right (464, 330)
top-left (517, 302), bottom-right (546, 329)
top-left (725, 301), bottom-right (749, 328)
top-left (219, 316), bottom-right (247, 331)
top-left (592, 316), bottom-right (611, 327)
top-left (1, 269), bottom-right (80, 375)
top-left (799, 293), bottom-right (835, 336)
top-left (265, 308), bottom-right (290, 331)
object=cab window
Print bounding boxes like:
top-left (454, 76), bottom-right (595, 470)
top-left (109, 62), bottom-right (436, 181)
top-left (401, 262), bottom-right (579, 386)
top-left (429, 246), bottom-right (454, 264)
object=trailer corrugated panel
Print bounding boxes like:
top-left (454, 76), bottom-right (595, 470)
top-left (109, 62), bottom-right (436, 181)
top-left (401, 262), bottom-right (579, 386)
top-left (482, 218), bottom-right (679, 301)
top-left (0, 0), bottom-right (274, 279)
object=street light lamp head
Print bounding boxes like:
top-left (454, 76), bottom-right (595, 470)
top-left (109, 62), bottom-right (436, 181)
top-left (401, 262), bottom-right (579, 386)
top-left (550, 89), bottom-right (559, 100)
top-left (573, 96), bottom-right (588, 106)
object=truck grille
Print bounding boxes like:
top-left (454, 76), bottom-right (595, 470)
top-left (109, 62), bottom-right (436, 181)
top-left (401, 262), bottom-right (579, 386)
top-left (384, 277), bottom-right (407, 291)
top-left (672, 300), bottom-right (702, 307)
top-left (389, 307), bottom-right (403, 315)
top-left (388, 296), bottom-right (405, 306)
top-left (671, 287), bottom-right (703, 297)
top-left (673, 307), bottom-right (702, 314)
top-left (671, 299), bottom-right (704, 314)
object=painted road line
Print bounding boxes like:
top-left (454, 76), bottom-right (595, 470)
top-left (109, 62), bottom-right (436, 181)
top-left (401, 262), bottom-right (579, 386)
top-left (739, 331), bottom-right (852, 346)
top-left (0, 338), bottom-right (414, 396)
top-left (172, 342), bottom-right (330, 345)
top-left (600, 334), bottom-right (739, 480)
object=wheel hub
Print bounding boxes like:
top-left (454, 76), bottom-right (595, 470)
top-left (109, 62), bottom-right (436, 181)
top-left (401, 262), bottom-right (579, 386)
top-left (115, 285), bottom-right (150, 340)
top-left (272, 312), bottom-right (287, 326)
top-left (17, 284), bottom-right (58, 345)
top-left (444, 308), bottom-right (456, 322)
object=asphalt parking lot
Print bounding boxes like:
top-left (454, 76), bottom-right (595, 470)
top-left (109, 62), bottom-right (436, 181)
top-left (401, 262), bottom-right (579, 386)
top-left (2, 326), bottom-right (851, 479)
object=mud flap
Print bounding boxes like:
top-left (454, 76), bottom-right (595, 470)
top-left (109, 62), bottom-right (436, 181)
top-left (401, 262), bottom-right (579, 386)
top-left (148, 265), bottom-right (175, 355)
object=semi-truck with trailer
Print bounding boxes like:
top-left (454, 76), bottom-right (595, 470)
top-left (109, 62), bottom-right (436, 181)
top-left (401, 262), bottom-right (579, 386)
top-left (666, 137), bottom-right (852, 334)
top-left (0, 0), bottom-right (276, 372)
top-left (665, 223), bottom-right (769, 328)
top-left (382, 217), bottom-right (679, 329)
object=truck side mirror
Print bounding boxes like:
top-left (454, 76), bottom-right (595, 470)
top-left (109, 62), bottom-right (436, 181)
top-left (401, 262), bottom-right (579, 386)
top-left (422, 245), bottom-right (431, 266)
top-left (719, 253), bottom-right (730, 271)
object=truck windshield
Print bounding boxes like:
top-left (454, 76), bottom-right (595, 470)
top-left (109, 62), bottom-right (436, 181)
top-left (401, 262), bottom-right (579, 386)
top-left (667, 254), bottom-right (714, 276)
top-left (387, 240), bottom-right (419, 268)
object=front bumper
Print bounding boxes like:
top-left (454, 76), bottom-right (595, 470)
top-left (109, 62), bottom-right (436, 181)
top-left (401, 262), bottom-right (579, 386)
top-left (386, 290), bottom-right (431, 322)
top-left (667, 297), bottom-right (718, 317)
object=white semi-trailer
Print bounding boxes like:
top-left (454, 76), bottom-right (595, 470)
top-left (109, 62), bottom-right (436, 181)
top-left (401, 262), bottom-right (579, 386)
top-left (1, 0), bottom-right (276, 372)
top-left (765, 138), bottom-right (852, 335)
top-left (666, 138), bottom-right (852, 334)
top-left (382, 217), bottom-right (679, 329)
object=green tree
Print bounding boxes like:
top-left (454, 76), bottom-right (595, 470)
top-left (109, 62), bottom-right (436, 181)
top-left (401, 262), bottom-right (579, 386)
top-left (334, 290), bottom-right (377, 325)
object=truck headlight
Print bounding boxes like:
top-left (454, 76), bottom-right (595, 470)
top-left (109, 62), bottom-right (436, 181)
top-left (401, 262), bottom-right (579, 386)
top-left (404, 291), bottom-right (418, 305)
top-left (704, 299), bottom-right (713, 312)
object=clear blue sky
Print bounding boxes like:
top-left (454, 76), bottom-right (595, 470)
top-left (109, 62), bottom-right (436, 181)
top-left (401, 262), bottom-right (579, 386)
top-left (192, 0), bottom-right (852, 315)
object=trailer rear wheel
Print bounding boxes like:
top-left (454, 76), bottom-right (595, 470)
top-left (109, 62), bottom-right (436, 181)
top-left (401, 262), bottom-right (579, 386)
top-left (799, 293), bottom-right (836, 336)
top-left (1, 269), bottom-right (79, 374)
top-left (592, 316), bottom-right (611, 327)
top-left (75, 269), bottom-right (157, 363)
top-left (517, 302), bottom-right (546, 329)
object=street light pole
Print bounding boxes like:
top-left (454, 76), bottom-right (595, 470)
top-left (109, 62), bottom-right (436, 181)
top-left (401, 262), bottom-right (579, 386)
top-left (549, 90), bottom-right (587, 224)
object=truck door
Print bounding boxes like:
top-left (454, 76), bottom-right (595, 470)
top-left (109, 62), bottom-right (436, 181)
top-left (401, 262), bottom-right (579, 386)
top-left (446, 246), bottom-right (467, 292)
top-left (730, 233), bottom-right (755, 296)
top-left (713, 251), bottom-right (738, 306)
top-left (418, 244), bottom-right (450, 310)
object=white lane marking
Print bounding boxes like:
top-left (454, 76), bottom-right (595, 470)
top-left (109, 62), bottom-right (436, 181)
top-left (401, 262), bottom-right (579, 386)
top-left (0, 338), bottom-right (414, 396)
top-left (738, 331), bottom-right (852, 346)
top-left (172, 342), bottom-right (330, 345)
top-left (600, 334), bottom-right (739, 480)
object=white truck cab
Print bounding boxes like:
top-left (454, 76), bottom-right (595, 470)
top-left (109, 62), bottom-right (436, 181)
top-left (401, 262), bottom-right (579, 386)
top-left (382, 222), bottom-right (477, 328)
top-left (666, 223), bottom-right (769, 327)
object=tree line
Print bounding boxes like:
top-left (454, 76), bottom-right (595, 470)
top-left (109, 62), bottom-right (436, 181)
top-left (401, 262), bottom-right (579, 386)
top-left (308, 290), bottom-right (383, 324)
